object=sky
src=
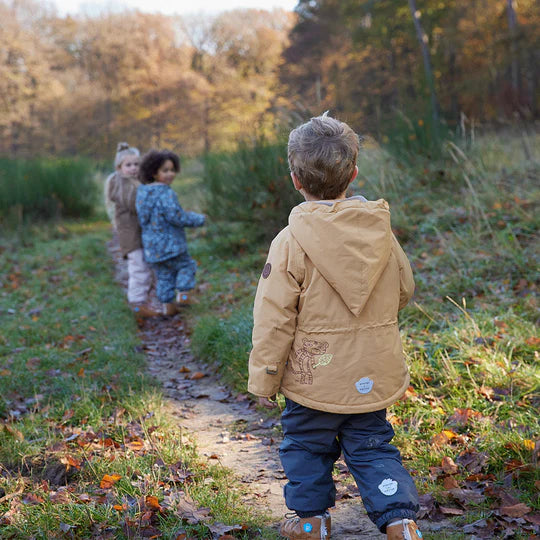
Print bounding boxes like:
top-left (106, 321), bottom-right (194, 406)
top-left (51, 0), bottom-right (298, 17)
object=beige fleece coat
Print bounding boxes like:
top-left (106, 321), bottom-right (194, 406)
top-left (106, 172), bottom-right (143, 258)
top-left (248, 198), bottom-right (415, 414)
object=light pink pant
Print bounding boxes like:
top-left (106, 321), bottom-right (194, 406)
top-left (127, 248), bottom-right (153, 304)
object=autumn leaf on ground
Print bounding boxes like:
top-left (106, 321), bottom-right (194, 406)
top-left (456, 450), bottom-right (488, 473)
top-left (23, 493), bottom-right (45, 505)
top-left (206, 522), bottom-right (247, 537)
top-left (189, 372), bottom-right (205, 380)
top-left (439, 506), bottom-right (464, 516)
top-left (60, 455), bottom-right (81, 470)
top-left (448, 408), bottom-right (482, 427)
top-left (441, 456), bottom-right (459, 474)
top-left (448, 488), bottom-right (486, 505)
top-left (431, 430), bottom-right (457, 447)
top-left (145, 495), bottom-right (162, 511)
top-left (100, 473), bottom-right (122, 489)
top-left (498, 503), bottom-right (531, 518)
top-left (176, 495), bottom-right (211, 525)
top-left (2, 424), bottom-right (24, 441)
top-left (442, 476), bottom-right (459, 489)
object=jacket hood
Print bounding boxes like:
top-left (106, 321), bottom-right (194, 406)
top-left (288, 198), bottom-right (392, 317)
top-left (137, 184), bottom-right (168, 226)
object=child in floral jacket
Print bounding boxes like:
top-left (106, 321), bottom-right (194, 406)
top-left (136, 149), bottom-right (205, 315)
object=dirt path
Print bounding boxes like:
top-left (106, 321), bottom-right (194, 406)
top-left (110, 240), bottom-right (452, 539)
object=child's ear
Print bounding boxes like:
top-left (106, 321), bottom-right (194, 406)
top-left (291, 172), bottom-right (303, 192)
top-left (349, 165), bottom-right (359, 185)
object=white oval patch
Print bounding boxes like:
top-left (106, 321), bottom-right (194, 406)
top-left (378, 478), bottom-right (398, 496)
top-left (355, 377), bottom-right (374, 394)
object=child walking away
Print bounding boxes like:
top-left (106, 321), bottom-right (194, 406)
top-left (248, 114), bottom-right (421, 540)
top-left (136, 150), bottom-right (205, 316)
top-left (106, 142), bottom-right (158, 318)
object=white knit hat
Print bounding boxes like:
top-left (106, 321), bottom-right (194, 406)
top-left (114, 142), bottom-right (140, 168)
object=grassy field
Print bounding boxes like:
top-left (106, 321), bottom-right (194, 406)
top-left (187, 131), bottom-right (539, 538)
top-left (0, 130), bottom-right (538, 539)
top-left (0, 220), bottom-right (273, 539)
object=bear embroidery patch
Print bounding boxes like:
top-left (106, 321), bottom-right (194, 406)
top-left (262, 263), bottom-right (271, 279)
top-left (378, 478), bottom-right (398, 496)
top-left (355, 377), bottom-right (374, 394)
top-left (290, 338), bottom-right (332, 385)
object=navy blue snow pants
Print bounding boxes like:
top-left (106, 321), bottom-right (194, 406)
top-left (279, 398), bottom-right (419, 532)
top-left (152, 253), bottom-right (197, 303)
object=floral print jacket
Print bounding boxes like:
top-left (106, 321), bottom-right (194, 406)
top-left (136, 183), bottom-right (205, 264)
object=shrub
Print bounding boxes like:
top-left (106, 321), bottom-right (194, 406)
top-left (203, 137), bottom-right (302, 243)
top-left (0, 157), bottom-right (97, 223)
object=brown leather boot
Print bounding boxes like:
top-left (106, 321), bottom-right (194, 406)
top-left (130, 303), bottom-right (159, 318)
top-left (176, 292), bottom-right (195, 306)
top-left (279, 512), bottom-right (331, 539)
top-left (386, 519), bottom-right (423, 540)
top-left (162, 303), bottom-right (179, 316)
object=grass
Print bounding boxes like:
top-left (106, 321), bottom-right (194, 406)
top-left (186, 131), bottom-right (539, 538)
top-left (0, 219), bottom-right (277, 538)
top-left (1, 130), bottom-right (537, 538)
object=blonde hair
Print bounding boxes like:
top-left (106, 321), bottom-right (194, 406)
top-left (288, 113), bottom-right (360, 200)
top-left (105, 142), bottom-right (141, 224)
top-left (114, 142), bottom-right (140, 169)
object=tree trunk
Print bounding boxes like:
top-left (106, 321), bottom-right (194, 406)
top-left (408, 0), bottom-right (440, 128)
top-left (506, 0), bottom-right (519, 95)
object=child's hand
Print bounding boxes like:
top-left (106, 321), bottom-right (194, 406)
top-left (258, 395), bottom-right (277, 409)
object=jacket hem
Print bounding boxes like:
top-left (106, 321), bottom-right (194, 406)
top-left (280, 373), bottom-right (410, 414)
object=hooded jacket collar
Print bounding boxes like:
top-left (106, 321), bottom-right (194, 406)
top-left (288, 198), bottom-right (392, 317)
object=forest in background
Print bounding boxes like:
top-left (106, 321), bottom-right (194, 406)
top-left (1, 0), bottom-right (538, 159)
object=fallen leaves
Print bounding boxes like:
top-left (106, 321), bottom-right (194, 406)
top-left (100, 473), bottom-right (122, 489)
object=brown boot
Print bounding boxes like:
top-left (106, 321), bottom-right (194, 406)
top-left (162, 303), bottom-right (179, 316)
top-left (387, 519), bottom-right (422, 540)
top-left (176, 292), bottom-right (195, 306)
top-left (130, 303), bottom-right (159, 318)
top-left (279, 512), bottom-right (331, 539)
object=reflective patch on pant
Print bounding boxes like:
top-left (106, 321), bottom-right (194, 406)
top-left (303, 523), bottom-right (313, 532)
top-left (355, 377), bottom-right (374, 394)
top-left (378, 478), bottom-right (398, 496)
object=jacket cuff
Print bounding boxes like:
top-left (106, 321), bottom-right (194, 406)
top-left (247, 364), bottom-right (281, 397)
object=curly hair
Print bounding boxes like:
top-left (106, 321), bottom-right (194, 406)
top-left (139, 149), bottom-right (180, 184)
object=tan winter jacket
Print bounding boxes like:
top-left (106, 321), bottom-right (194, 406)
top-left (106, 172), bottom-right (143, 258)
top-left (248, 198), bottom-right (415, 414)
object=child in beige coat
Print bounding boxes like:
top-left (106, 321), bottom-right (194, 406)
top-left (248, 114), bottom-right (421, 540)
top-left (105, 142), bottom-right (157, 317)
